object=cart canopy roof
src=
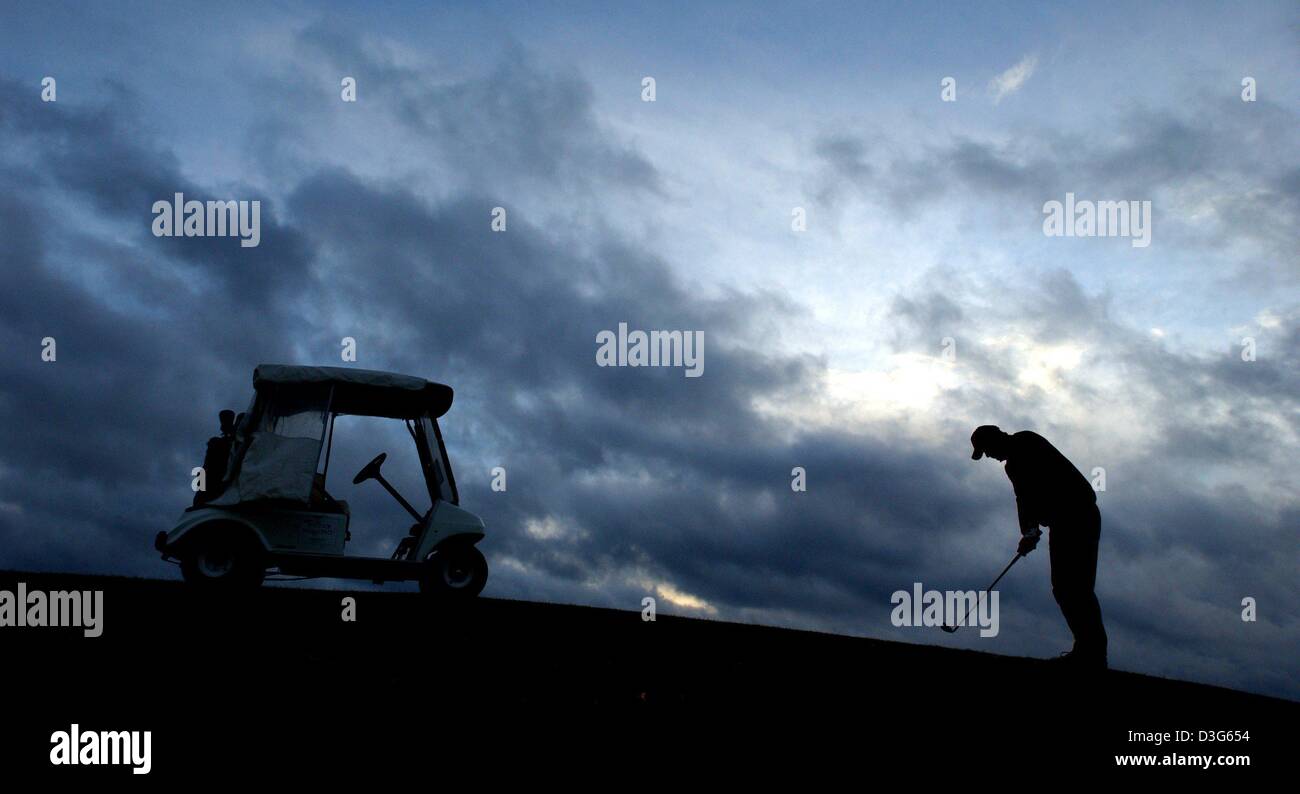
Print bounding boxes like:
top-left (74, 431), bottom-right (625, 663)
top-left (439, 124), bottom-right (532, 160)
top-left (253, 364), bottom-right (454, 419)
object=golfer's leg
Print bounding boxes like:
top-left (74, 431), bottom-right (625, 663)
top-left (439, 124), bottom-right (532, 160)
top-left (1073, 505), bottom-right (1107, 657)
top-left (1048, 527), bottom-right (1085, 650)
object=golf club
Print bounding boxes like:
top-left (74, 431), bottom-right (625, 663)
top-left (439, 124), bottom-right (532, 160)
top-left (941, 552), bottom-right (1023, 633)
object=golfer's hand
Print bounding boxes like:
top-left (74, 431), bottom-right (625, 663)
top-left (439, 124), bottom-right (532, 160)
top-left (1017, 533), bottom-right (1040, 556)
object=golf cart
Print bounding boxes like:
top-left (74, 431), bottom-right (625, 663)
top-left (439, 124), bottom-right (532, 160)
top-left (155, 364), bottom-right (488, 597)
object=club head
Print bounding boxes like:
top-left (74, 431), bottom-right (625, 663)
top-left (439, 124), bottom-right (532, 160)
top-left (940, 625), bottom-right (957, 633)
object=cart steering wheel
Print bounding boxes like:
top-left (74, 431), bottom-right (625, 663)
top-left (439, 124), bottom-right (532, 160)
top-left (353, 452), bottom-right (388, 485)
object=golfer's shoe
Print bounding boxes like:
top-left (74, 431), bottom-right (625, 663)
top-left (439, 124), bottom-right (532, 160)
top-left (1047, 650), bottom-right (1108, 670)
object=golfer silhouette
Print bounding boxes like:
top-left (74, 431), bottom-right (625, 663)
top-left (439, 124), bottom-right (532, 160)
top-left (970, 425), bottom-right (1108, 668)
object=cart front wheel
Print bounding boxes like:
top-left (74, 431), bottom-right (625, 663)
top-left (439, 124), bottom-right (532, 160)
top-left (420, 544), bottom-right (488, 598)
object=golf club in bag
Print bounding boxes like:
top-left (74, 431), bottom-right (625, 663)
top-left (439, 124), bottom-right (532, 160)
top-left (941, 552), bottom-right (1023, 633)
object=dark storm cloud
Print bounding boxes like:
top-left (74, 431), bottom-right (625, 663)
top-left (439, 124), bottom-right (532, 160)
top-left (811, 96), bottom-right (1300, 282)
top-left (811, 134), bottom-right (874, 207)
top-left (0, 77), bottom-right (325, 572)
top-left (267, 26), bottom-right (664, 201)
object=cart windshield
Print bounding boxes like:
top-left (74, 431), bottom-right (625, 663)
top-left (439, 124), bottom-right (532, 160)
top-left (418, 416), bottom-right (458, 505)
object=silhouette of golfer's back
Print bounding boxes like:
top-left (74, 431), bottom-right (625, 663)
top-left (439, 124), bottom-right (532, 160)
top-left (971, 425), bottom-right (1108, 668)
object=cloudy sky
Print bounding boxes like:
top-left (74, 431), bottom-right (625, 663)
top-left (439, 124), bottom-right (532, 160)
top-left (1, 1), bottom-right (1296, 698)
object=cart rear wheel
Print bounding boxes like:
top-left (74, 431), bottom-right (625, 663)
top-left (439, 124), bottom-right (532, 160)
top-left (181, 531), bottom-right (265, 588)
top-left (420, 544), bottom-right (488, 597)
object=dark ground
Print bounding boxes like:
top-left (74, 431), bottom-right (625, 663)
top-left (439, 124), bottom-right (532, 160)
top-left (0, 569), bottom-right (1291, 780)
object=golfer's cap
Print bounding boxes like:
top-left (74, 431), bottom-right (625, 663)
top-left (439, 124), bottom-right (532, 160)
top-left (970, 425), bottom-right (1002, 460)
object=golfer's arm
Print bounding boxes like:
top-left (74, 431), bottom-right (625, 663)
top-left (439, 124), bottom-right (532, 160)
top-left (1015, 499), bottom-right (1041, 536)
top-left (1007, 463), bottom-right (1043, 537)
